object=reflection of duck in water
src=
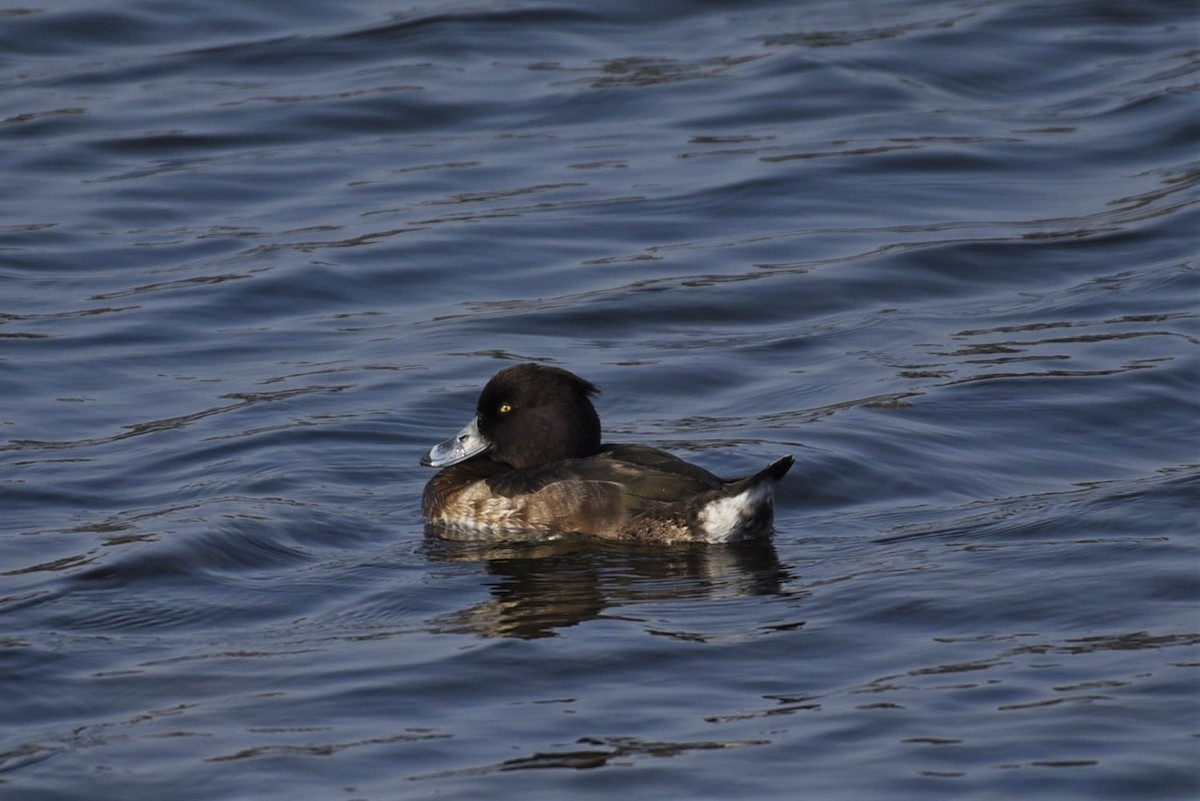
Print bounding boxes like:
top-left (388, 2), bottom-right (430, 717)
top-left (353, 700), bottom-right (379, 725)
top-left (421, 364), bottom-right (794, 544)
top-left (424, 537), bottom-right (794, 639)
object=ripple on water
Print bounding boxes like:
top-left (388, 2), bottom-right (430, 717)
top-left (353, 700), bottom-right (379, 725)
top-left (1, 1), bottom-right (1197, 800)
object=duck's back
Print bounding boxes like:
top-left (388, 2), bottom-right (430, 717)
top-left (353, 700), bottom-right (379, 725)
top-left (495, 442), bottom-right (715, 491)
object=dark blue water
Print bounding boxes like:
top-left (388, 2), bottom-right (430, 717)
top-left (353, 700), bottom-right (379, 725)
top-left (2, 1), bottom-right (1197, 798)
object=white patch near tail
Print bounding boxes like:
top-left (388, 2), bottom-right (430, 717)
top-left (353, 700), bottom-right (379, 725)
top-left (697, 482), bottom-right (772, 543)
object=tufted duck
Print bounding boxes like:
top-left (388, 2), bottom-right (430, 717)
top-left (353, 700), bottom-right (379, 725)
top-left (420, 364), bottom-right (793, 543)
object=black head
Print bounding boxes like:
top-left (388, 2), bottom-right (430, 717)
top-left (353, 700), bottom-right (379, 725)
top-left (475, 363), bottom-right (601, 469)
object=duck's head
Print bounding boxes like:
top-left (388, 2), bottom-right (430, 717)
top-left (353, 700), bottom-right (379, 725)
top-left (421, 363), bottom-right (601, 470)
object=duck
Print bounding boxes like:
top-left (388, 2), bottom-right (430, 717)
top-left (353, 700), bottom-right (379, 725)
top-left (420, 363), bottom-right (793, 544)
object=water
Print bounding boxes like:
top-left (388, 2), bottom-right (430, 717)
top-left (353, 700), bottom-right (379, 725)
top-left (2, 0), bottom-right (1197, 798)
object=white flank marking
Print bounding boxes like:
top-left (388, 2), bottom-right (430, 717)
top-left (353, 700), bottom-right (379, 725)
top-left (698, 483), bottom-right (771, 543)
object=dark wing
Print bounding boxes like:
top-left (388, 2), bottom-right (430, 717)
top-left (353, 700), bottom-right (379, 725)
top-left (596, 444), bottom-right (724, 487)
top-left (484, 444), bottom-right (720, 500)
top-left (482, 444), bottom-right (723, 536)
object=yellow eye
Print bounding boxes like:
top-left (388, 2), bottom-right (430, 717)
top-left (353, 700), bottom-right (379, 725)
top-left (499, 403), bottom-right (512, 414)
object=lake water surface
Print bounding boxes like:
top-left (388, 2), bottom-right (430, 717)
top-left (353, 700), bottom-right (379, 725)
top-left (1, 1), bottom-right (1197, 799)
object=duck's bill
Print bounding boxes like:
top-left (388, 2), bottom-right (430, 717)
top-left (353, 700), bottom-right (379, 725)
top-left (420, 415), bottom-right (492, 467)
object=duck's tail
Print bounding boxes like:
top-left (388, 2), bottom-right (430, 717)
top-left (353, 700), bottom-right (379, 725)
top-left (696, 455), bottom-right (795, 543)
top-left (757, 455), bottom-right (796, 484)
